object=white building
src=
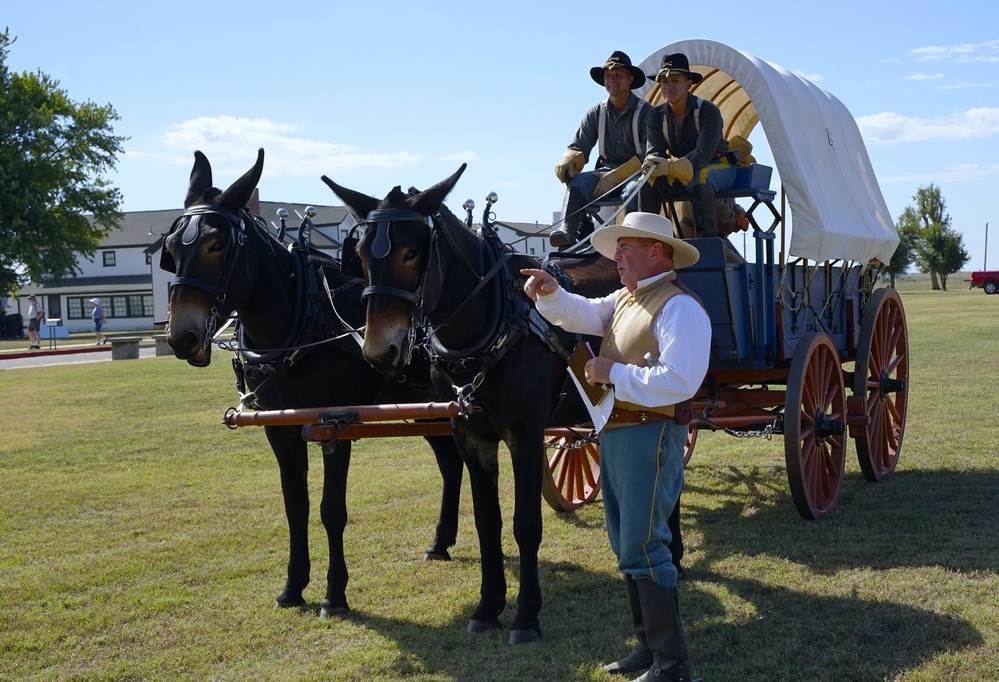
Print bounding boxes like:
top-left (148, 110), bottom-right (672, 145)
top-left (17, 203), bottom-right (556, 335)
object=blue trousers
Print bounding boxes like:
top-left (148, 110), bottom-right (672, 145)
top-left (600, 419), bottom-right (687, 587)
top-left (562, 168), bottom-right (659, 232)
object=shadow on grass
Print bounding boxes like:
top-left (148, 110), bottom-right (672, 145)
top-left (688, 466), bottom-right (999, 574)
top-left (310, 553), bottom-right (980, 681)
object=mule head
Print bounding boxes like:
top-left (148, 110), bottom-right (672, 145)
top-left (321, 164), bottom-right (466, 374)
top-left (161, 148), bottom-right (264, 367)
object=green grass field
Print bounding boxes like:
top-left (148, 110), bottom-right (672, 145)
top-left (2, 284), bottom-right (997, 681)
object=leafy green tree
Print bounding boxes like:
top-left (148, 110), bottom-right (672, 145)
top-left (884, 207), bottom-right (919, 288)
top-left (0, 29), bottom-right (126, 295)
top-left (904, 184), bottom-right (968, 290)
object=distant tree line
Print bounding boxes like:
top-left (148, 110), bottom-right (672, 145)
top-left (884, 184), bottom-right (969, 290)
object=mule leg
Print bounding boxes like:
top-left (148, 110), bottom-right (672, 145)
top-left (458, 432), bottom-right (507, 633)
top-left (320, 439), bottom-right (351, 618)
top-left (505, 426), bottom-right (545, 644)
top-left (423, 434), bottom-right (463, 561)
top-left (266, 426), bottom-right (311, 608)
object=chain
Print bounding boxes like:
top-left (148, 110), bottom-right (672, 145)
top-left (453, 372), bottom-right (485, 417)
top-left (695, 399), bottom-right (783, 441)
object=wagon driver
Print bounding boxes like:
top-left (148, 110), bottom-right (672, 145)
top-left (644, 53), bottom-right (738, 239)
top-left (549, 51), bottom-right (656, 248)
top-left (522, 212), bottom-right (708, 682)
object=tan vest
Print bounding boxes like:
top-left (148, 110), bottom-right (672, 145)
top-left (600, 273), bottom-right (685, 417)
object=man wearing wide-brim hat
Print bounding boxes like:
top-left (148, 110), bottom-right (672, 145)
top-left (522, 212), bottom-right (708, 682)
top-left (550, 51), bottom-right (657, 248)
top-left (644, 52), bottom-right (738, 240)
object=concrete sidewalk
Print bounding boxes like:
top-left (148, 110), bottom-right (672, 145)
top-left (0, 341), bottom-right (156, 370)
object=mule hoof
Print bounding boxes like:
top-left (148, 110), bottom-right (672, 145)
top-left (508, 628), bottom-right (541, 645)
top-left (275, 591), bottom-right (306, 609)
top-left (423, 548), bottom-right (452, 561)
top-left (320, 604), bottom-right (351, 619)
top-left (466, 618), bottom-right (501, 634)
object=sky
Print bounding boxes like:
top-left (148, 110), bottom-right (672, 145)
top-left (6, 0), bottom-right (999, 269)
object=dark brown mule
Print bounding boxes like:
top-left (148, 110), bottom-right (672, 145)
top-left (321, 165), bottom-right (619, 643)
top-left (161, 149), bottom-right (464, 617)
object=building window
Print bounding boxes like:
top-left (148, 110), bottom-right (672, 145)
top-left (103, 251), bottom-right (116, 267)
top-left (66, 294), bottom-right (155, 319)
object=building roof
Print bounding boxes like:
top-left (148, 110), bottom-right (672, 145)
top-left (97, 202), bottom-right (352, 249)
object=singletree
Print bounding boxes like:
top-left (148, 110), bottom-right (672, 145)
top-left (0, 29), bottom-right (126, 295)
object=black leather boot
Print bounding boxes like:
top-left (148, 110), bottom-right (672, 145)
top-left (690, 184), bottom-right (720, 238)
top-left (603, 575), bottom-right (653, 675)
top-left (630, 580), bottom-right (698, 682)
top-left (549, 223), bottom-right (578, 247)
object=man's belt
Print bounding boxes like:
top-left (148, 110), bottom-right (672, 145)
top-left (607, 408), bottom-right (671, 424)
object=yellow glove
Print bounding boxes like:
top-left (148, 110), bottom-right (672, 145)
top-left (554, 150), bottom-right (586, 184)
top-left (667, 157), bottom-right (694, 185)
top-left (593, 156), bottom-right (641, 198)
top-left (643, 155), bottom-right (670, 182)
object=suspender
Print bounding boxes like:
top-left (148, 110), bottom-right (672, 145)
top-left (598, 99), bottom-right (644, 165)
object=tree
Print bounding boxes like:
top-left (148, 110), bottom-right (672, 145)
top-left (0, 30), bottom-right (126, 295)
top-left (904, 184), bottom-right (969, 290)
top-left (884, 207), bottom-right (919, 288)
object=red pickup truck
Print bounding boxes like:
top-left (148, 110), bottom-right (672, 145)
top-left (965, 271), bottom-right (999, 294)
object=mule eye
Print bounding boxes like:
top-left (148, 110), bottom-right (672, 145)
top-left (403, 249), bottom-right (418, 262)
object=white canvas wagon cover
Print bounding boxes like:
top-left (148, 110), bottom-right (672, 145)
top-left (635, 39), bottom-right (898, 265)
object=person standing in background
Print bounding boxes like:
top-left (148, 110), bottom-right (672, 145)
top-left (90, 298), bottom-right (108, 345)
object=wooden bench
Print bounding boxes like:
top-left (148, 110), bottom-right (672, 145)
top-left (110, 336), bottom-right (142, 360)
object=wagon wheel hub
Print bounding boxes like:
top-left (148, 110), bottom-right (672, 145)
top-left (814, 408), bottom-right (845, 445)
top-left (879, 370), bottom-right (906, 398)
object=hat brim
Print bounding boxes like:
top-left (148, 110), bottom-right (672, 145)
top-left (591, 223), bottom-right (700, 270)
top-left (648, 69), bottom-right (704, 84)
top-left (591, 65), bottom-right (646, 89)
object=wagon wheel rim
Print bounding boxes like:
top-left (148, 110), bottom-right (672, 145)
top-left (784, 332), bottom-right (847, 519)
top-left (683, 425), bottom-right (697, 467)
top-left (542, 430), bottom-right (600, 511)
top-left (852, 288), bottom-right (909, 481)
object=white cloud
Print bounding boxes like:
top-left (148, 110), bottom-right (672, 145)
top-left (857, 107), bottom-right (999, 144)
top-left (904, 73), bottom-right (944, 81)
top-left (909, 39), bottom-right (999, 63)
top-left (439, 150), bottom-right (479, 162)
top-left (156, 116), bottom-right (424, 175)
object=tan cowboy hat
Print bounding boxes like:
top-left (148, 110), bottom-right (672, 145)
top-left (591, 212), bottom-right (700, 269)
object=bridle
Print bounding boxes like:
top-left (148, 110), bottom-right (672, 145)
top-left (161, 203), bottom-right (262, 342)
top-left (349, 209), bottom-right (438, 307)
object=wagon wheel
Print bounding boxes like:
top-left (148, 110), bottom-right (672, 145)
top-left (542, 430), bottom-right (600, 511)
top-left (683, 424), bottom-right (698, 467)
top-left (852, 287), bottom-right (909, 481)
top-left (784, 332), bottom-right (847, 519)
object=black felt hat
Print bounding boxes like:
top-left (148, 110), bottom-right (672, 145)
top-left (590, 51), bottom-right (645, 89)
top-left (649, 53), bottom-right (703, 84)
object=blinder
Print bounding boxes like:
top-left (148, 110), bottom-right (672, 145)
top-left (160, 203), bottom-right (249, 301)
top-left (352, 209), bottom-right (439, 308)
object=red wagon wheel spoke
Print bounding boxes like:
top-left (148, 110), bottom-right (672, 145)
top-left (785, 332), bottom-right (847, 520)
top-left (852, 288), bottom-right (909, 482)
top-left (542, 430), bottom-right (601, 511)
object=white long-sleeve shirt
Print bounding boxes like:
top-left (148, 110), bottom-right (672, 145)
top-left (534, 272), bottom-right (711, 408)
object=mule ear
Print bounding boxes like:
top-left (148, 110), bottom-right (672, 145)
top-left (184, 151), bottom-right (214, 208)
top-left (321, 175), bottom-right (381, 220)
top-left (218, 148), bottom-right (265, 213)
top-left (410, 164), bottom-right (467, 216)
